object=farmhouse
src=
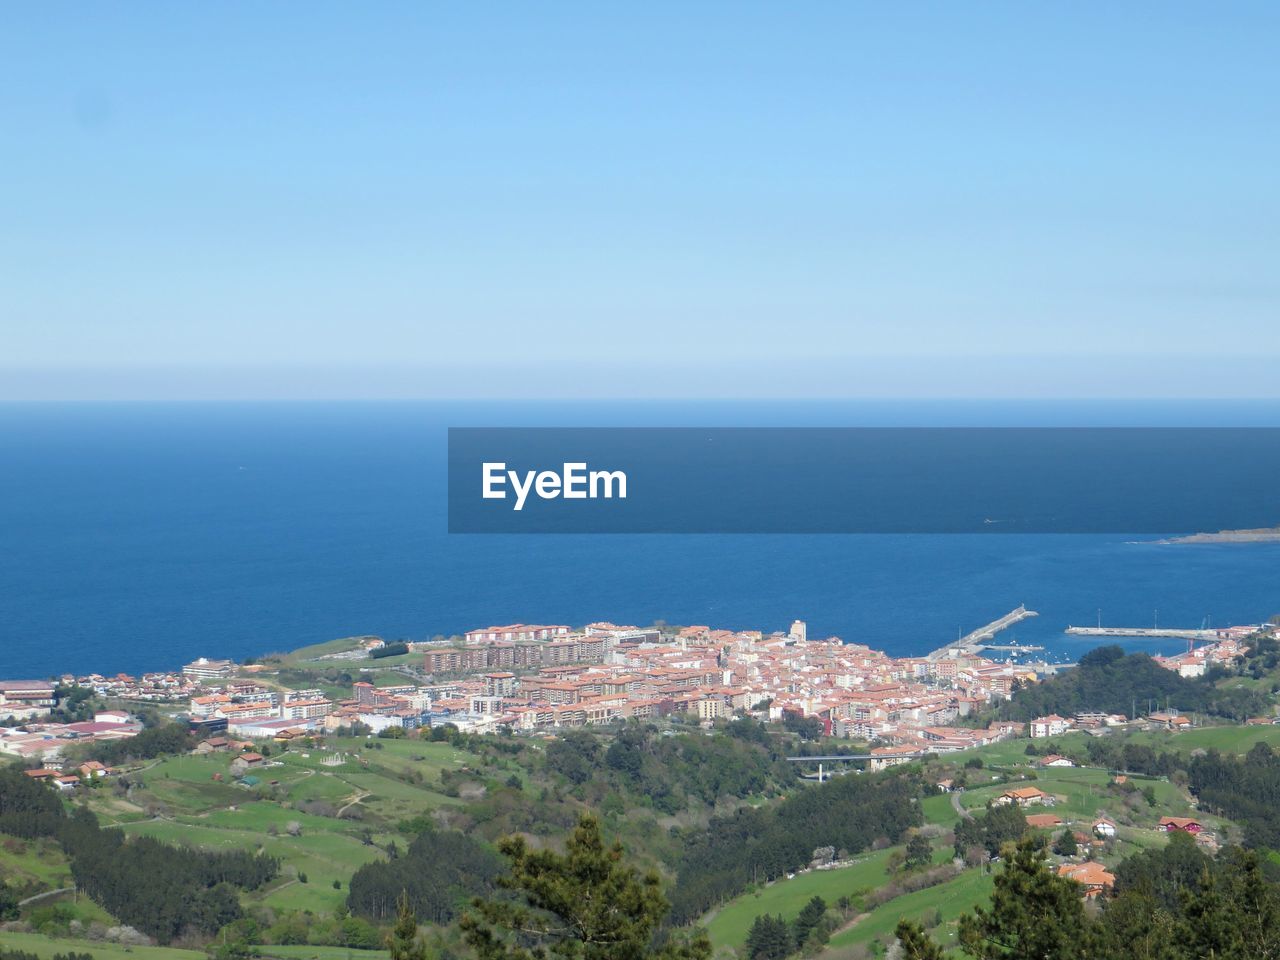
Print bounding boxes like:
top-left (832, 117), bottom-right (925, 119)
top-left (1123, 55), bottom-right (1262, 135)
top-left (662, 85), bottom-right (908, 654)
top-left (1093, 817), bottom-right (1118, 839)
top-left (1146, 711), bottom-right (1191, 731)
top-left (1036, 754), bottom-right (1075, 768)
top-left (1058, 861), bottom-right (1115, 898)
top-left (996, 786), bottom-right (1053, 807)
top-left (1159, 816), bottom-right (1202, 833)
top-left (229, 752), bottom-right (266, 775)
top-left (1025, 813), bottom-right (1063, 829)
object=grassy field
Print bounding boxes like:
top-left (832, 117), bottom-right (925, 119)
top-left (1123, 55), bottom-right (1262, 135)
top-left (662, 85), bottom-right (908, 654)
top-left (951, 731), bottom-right (1096, 767)
top-left (93, 738), bottom-right (475, 914)
top-left (825, 867), bottom-right (996, 954)
top-left (704, 837), bottom-right (958, 952)
top-left (1124, 723), bottom-right (1280, 755)
top-left (955, 722), bottom-right (1280, 769)
top-left (921, 793), bottom-right (958, 826)
top-left (0, 931), bottom-right (205, 960)
top-left (747, 724), bottom-right (1272, 958)
top-left (269, 637), bottom-right (372, 664)
top-left (255, 947), bottom-right (391, 960)
top-left (0, 835), bottom-right (74, 888)
top-left (705, 849), bottom-right (898, 949)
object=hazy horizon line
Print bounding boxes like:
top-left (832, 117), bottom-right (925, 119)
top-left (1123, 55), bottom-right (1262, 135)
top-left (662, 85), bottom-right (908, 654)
top-left (2, 356), bottom-right (1278, 402)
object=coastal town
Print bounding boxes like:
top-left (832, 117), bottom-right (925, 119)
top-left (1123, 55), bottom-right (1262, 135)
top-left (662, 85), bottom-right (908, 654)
top-left (2, 614), bottom-right (1280, 957)
top-left (1, 616), bottom-right (1269, 777)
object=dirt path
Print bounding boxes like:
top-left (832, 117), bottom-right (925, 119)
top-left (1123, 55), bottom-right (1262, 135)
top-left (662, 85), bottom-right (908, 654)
top-left (828, 911), bottom-right (873, 940)
top-left (18, 886), bottom-right (75, 907)
top-left (951, 790), bottom-right (973, 820)
top-left (337, 790), bottom-right (370, 818)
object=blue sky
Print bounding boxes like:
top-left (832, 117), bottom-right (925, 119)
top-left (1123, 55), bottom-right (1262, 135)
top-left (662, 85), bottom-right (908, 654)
top-left (2, 3), bottom-right (1278, 398)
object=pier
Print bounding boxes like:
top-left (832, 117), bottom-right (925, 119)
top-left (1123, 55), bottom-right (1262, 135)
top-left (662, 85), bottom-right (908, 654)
top-left (928, 605), bottom-right (1040, 660)
top-left (1065, 626), bottom-right (1220, 641)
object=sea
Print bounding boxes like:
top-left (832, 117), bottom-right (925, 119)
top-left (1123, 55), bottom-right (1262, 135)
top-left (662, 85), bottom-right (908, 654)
top-left (2, 399), bottom-right (1279, 678)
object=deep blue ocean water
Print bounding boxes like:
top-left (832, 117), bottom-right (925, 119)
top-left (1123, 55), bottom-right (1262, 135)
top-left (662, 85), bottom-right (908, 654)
top-left (2, 400), bottom-right (1279, 678)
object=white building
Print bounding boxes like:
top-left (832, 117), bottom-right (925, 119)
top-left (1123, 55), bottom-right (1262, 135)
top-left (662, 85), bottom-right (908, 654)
top-left (183, 658), bottom-right (234, 680)
top-left (1029, 715), bottom-right (1071, 738)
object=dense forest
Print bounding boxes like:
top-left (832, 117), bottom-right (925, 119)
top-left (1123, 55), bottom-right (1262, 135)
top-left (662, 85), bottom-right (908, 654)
top-left (1188, 741), bottom-right (1280, 849)
top-left (545, 721), bottom-right (794, 814)
top-left (346, 825), bottom-right (503, 923)
top-left (0, 765), bottom-right (278, 943)
top-left (668, 766), bottom-right (923, 922)
top-left (1001, 645), bottom-right (1267, 722)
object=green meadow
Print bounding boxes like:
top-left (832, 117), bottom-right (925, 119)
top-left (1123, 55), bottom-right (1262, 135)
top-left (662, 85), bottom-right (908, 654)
top-left (0, 932), bottom-right (205, 960)
top-left (705, 849), bottom-right (897, 949)
top-left (92, 738), bottom-right (474, 914)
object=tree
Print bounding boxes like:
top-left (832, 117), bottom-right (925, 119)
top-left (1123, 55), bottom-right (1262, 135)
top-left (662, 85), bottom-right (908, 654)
top-left (0, 882), bottom-right (19, 922)
top-left (1052, 829), bottom-right (1077, 857)
top-left (546, 732), bottom-right (600, 786)
top-left (792, 895), bottom-right (826, 948)
top-left (958, 837), bottom-right (1095, 960)
top-left (895, 920), bottom-right (945, 960)
top-left (954, 804), bottom-right (1027, 860)
top-left (745, 915), bottom-right (791, 960)
top-left (1098, 890), bottom-right (1181, 960)
top-left (905, 833), bottom-right (933, 871)
top-left (460, 814), bottom-right (711, 960)
top-left (1112, 830), bottom-right (1209, 911)
top-left (1180, 851), bottom-right (1280, 960)
top-left (347, 825), bottom-right (501, 923)
top-left (387, 892), bottom-right (427, 960)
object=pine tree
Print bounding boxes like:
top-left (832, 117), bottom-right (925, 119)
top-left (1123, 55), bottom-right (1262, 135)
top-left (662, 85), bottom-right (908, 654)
top-left (0, 882), bottom-right (19, 922)
top-left (460, 813), bottom-right (711, 960)
top-left (1053, 829), bottom-right (1077, 857)
top-left (387, 892), bottom-right (428, 960)
top-left (958, 836), bottom-right (1095, 960)
top-left (793, 895), bottom-right (827, 949)
top-left (1181, 866), bottom-right (1240, 958)
top-left (894, 920), bottom-right (945, 960)
top-left (746, 914), bottom-right (791, 960)
top-left (1098, 891), bottom-right (1180, 960)
top-left (1229, 850), bottom-right (1280, 960)
top-left (905, 833), bottom-right (933, 870)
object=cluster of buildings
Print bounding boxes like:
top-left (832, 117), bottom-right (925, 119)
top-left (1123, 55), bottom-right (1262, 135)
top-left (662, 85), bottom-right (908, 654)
top-left (11, 619), bottom-right (1270, 755)
top-left (189, 679), bottom-right (343, 739)
top-left (1026, 708), bottom-right (1199, 740)
top-left (1153, 632), bottom-right (1253, 678)
top-left (163, 620), bottom-right (1044, 745)
top-left (355, 620), bottom-right (1037, 747)
top-left (0, 679), bottom-right (58, 722)
top-left (43, 668), bottom-right (205, 705)
top-left (0, 710), bottom-right (141, 767)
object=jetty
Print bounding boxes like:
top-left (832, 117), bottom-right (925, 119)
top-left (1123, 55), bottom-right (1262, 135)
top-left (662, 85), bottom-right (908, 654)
top-left (927, 605), bottom-right (1040, 660)
top-left (1065, 626), bottom-right (1220, 641)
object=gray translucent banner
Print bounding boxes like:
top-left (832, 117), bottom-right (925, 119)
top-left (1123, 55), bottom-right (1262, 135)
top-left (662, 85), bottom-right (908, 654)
top-left (448, 427), bottom-right (1280, 534)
